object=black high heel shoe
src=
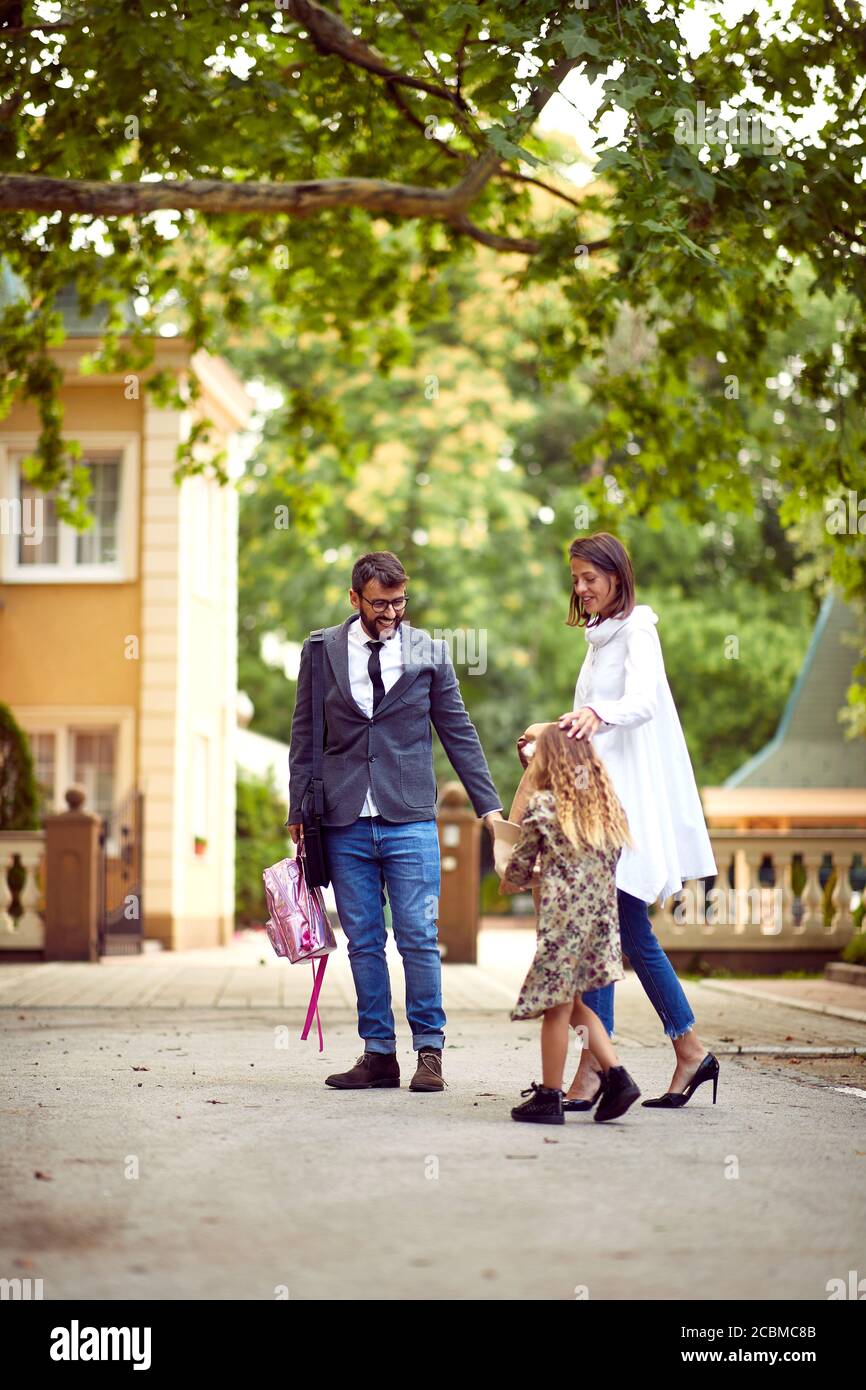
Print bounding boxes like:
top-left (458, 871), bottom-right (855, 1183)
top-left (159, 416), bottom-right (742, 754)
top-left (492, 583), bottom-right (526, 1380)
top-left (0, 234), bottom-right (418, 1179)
top-left (594, 1065), bottom-right (641, 1122)
top-left (641, 1052), bottom-right (720, 1108)
top-left (562, 1078), bottom-right (603, 1112)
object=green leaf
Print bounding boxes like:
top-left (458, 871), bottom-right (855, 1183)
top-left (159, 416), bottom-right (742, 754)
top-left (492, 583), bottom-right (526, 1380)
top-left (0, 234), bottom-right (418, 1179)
top-left (560, 16), bottom-right (602, 59)
top-left (486, 126), bottom-right (545, 169)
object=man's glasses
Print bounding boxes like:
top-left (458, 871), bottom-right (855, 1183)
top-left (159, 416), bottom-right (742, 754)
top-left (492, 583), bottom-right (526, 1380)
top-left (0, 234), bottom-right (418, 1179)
top-left (360, 593), bottom-right (409, 614)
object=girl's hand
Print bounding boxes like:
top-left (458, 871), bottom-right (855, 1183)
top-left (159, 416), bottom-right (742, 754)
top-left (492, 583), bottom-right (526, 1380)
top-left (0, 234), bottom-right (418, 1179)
top-left (499, 876), bottom-right (522, 896)
top-left (558, 707), bottom-right (603, 740)
top-left (517, 721), bottom-right (548, 768)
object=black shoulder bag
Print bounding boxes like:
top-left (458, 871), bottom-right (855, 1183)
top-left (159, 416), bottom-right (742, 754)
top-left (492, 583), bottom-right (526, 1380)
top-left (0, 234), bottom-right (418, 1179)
top-left (299, 629), bottom-right (331, 888)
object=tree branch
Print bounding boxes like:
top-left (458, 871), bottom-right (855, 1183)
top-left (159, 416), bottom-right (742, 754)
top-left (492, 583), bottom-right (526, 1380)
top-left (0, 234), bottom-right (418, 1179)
top-left (287, 0), bottom-right (468, 110)
top-left (0, 26), bottom-right (587, 259)
top-left (448, 216), bottom-right (541, 254)
top-left (382, 80), bottom-right (463, 158)
top-left (0, 23), bottom-right (72, 37)
top-left (503, 172), bottom-right (586, 210)
top-left (0, 171), bottom-right (465, 218)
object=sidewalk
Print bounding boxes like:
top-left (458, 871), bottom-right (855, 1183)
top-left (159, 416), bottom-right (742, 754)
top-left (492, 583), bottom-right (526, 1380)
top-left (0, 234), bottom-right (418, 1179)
top-left (2, 930), bottom-right (865, 1300)
top-left (698, 975), bottom-right (866, 1026)
top-left (1, 926), bottom-right (863, 1045)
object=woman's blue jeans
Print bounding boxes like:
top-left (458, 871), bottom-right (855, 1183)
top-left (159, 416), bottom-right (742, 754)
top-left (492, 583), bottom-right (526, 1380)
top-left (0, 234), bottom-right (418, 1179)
top-left (582, 888), bottom-right (695, 1041)
top-left (321, 815), bottom-right (445, 1053)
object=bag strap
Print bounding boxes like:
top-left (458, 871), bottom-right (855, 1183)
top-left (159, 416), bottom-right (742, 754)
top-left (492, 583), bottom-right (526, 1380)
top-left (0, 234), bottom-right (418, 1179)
top-left (300, 955), bottom-right (328, 1052)
top-left (309, 629), bottom-right (325, 817)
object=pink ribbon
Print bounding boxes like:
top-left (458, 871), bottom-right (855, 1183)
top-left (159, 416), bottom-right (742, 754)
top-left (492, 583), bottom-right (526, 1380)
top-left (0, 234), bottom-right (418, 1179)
top-left (300, 955), bottom-right (328, 1052)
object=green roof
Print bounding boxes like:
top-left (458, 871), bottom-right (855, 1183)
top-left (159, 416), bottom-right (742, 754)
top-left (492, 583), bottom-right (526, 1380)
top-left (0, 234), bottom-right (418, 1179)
top-left (725, 589), bottom-right (866, 789)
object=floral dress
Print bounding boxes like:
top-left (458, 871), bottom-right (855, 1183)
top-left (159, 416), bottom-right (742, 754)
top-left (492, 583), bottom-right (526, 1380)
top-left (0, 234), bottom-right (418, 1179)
top-left (504, 789), bottom-right (624, 1021)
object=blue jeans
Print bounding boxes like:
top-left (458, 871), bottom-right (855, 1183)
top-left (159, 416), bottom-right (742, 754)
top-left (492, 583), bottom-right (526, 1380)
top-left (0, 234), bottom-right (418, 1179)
top-left (582, 888), bottom-right (695, 1041)
top-left (321, 815), bottom-right (445, 1053)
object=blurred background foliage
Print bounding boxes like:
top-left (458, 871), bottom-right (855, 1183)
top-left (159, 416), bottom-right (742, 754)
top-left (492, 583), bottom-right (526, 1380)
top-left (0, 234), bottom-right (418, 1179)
top-left (226, 239), bottom-right (830, 811)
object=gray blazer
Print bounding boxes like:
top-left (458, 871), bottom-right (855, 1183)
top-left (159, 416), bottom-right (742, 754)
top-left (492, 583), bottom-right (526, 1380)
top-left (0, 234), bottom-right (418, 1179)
top-left (288, 613), bottom-right (501, 826)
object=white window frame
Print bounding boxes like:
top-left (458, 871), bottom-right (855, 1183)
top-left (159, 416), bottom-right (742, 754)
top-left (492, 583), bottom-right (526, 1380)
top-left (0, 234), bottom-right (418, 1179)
top-left (0, 432), bottom-right (140, 584)
top-left (11, 706), bottom-right (135, 818)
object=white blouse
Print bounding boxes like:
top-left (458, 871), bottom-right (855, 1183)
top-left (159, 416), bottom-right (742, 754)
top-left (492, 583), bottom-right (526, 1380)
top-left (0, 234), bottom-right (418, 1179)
top-left (572, 604), bottom-right (717, 905)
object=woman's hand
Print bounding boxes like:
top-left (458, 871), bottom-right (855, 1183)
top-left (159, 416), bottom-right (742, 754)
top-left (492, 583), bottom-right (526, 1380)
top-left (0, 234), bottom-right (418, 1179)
top-left (499, 876), bottom-right (522, 896)
top-left (558, 707), bottom-right (603, 741)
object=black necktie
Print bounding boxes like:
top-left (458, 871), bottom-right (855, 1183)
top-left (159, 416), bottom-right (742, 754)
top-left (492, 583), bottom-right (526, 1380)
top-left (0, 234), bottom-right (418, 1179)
top-left (366, 639), bottom-right (385, 712)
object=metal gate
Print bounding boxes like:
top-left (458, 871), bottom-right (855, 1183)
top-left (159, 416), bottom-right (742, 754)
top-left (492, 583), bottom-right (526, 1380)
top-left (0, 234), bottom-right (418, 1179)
top-left (97, 789), bottom-right (144, 956)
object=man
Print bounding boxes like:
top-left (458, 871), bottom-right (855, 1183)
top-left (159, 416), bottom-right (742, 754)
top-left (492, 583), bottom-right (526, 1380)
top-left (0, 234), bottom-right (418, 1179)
top-left (287, 551), bottom-right (503, 1093)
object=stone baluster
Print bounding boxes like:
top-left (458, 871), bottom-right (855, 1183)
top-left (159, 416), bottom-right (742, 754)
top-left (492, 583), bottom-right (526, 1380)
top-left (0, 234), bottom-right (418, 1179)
top-left (739, 850), bottom-right (763, 937)
top-left (800, 853), bottom-right (825, 935)
top-left (0, 837), bottom-right (46, 947)
top-left (780, 856), bottom-right (797, 936)
top-left (829, 855), bottom-right (853, 936)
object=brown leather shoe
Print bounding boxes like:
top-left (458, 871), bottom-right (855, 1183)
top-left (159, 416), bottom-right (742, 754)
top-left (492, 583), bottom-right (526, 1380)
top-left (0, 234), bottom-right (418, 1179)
top-left (409, 1046), bottom-right (447, 1092)
top-left (325, 1052), bottom-right (400, 1089)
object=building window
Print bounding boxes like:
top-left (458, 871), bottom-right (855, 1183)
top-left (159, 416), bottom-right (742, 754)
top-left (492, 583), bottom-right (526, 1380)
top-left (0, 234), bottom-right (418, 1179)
top-left (29, 731), bottom-right (57, 818)
top-left (1, 438), bottom-right (138, 583)
top-left (15, 711), bottom-right (133, 827)
top-left (75, 458), bottom-right (121, 565)
top-left (72, 729), bottom-right (117, 822)
top-left (16, 483), bottom-right (60, 566)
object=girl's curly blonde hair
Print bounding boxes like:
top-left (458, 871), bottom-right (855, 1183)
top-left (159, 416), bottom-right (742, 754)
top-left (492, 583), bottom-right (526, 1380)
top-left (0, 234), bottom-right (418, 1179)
top-left (525, 722), bottom-right (634, 855)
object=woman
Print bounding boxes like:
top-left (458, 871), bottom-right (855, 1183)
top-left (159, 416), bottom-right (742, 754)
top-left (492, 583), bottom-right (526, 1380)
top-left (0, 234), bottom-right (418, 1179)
top-left (513, 531), bottom-right (720, 1110)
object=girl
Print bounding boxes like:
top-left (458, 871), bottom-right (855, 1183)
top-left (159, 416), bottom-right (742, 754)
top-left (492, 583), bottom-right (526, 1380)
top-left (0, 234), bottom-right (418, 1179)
top-left (499, 721), bottom-right (641, 1124)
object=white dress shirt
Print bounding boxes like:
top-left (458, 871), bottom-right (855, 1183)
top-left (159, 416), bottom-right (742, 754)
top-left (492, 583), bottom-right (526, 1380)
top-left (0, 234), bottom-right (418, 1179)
top-left (348, 614), bottom-right (405, 816)
top-left (572, 604), bottom-right (717, 905)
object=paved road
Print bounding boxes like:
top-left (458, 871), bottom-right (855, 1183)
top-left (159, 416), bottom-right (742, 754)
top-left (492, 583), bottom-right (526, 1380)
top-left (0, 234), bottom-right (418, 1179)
top-left (1, 938), bottom-right (864, 1300)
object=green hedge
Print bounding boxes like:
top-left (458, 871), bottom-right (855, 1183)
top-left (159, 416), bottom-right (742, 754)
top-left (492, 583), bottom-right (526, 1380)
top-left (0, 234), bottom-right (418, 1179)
top-left (235, 769), bottom-right (292, 926)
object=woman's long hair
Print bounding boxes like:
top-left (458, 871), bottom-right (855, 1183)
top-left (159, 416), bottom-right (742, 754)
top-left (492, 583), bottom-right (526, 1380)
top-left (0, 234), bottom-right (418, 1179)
top-left (525, 722), bottom-right (634, 855)
top-left (566, 532), bottom-right (636, 629)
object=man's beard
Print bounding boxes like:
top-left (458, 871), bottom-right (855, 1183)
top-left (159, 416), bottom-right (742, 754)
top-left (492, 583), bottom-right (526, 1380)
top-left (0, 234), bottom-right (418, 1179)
top-left (359, 612), bottom-right (404, 640)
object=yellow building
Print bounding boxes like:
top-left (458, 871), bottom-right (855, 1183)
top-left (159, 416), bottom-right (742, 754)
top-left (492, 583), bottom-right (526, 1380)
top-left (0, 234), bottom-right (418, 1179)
top-left (0, 289), bottom-right (253, 950)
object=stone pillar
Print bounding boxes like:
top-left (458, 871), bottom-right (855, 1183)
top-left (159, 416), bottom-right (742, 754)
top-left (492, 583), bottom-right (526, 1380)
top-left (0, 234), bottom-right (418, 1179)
top-left (43, 787), bottom-right (102, 961)
top-left (436, 782), bottom-right (481, 964)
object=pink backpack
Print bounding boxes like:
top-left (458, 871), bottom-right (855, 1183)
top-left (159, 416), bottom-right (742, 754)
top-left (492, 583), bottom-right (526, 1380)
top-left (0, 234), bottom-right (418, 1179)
top-left (263, 841), bottom-right (336, 1051)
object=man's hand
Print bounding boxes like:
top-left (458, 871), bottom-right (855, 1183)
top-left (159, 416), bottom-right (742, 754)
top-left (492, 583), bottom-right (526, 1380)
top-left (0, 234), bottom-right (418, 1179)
top-left (287, 823), bottom-right (304, 845)
top-left (558, 707), bottom-right (603, 741)
top-left (483, 810), bottom-right (504, 843)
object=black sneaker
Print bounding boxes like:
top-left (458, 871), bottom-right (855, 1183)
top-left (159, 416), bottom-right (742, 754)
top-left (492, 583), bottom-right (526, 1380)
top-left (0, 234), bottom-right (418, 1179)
top-left (511, 1082), bottom-right (565, 1124)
